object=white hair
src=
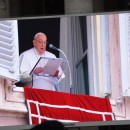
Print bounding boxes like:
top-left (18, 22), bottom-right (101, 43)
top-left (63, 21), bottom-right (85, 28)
top-left (34, 32), bottom-right (46, 39)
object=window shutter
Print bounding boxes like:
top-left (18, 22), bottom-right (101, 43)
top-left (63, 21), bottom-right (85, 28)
top-left (0, 20), bottom-right (19, 81)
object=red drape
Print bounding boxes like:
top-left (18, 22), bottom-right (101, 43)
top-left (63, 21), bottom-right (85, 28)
top-left (24, 87), bottom-right (113, 124)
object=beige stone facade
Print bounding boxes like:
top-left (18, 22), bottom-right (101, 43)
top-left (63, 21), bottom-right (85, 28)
top-left (0, 78), bottom-right (28, 126)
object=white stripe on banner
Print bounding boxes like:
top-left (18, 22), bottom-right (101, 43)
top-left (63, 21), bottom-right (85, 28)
top-left (31, 114), bottom-right (79, 123)
top-left (27, 100), bottom-right (32, 124)
top-left (35, 102), bottom-right (41, 124)
top-left (27, 99), bottom-right (114, 123)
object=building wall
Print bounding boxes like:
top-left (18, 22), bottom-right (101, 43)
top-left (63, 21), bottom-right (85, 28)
top-left (106, 14), bottom-right (130, 120)
top-left (87, 10), bottom-right (130, 122)
top-left (0, 78), bottom-right (28, 126)
top-left (108, 14), bottom-right (126, 120)
top-left (87, 13), bottom-right (130, 120)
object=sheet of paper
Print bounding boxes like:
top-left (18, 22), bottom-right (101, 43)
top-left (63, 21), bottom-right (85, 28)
top-left (42, 58), bottom-right (63, 76)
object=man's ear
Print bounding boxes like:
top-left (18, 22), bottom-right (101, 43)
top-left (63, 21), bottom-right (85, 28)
top-left (33, 40), bottom-right (36, 47)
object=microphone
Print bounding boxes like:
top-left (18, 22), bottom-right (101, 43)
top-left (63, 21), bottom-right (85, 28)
top-left (49, 44), bottom-right (73, 93)
top-left (49, 44), bottom-right (60, 51)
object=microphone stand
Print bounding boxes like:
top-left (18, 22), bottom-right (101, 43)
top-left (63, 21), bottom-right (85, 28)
top-left (49, 44), bottom-right (73, 93)
top-left (58, 49), bottom-right (73, 93)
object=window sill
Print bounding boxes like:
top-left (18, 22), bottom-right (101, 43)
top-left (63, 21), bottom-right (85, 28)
top-left (12, 86), bottom-right (24, 92)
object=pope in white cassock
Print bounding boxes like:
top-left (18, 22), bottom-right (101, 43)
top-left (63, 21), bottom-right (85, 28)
top-left (19, 32), bottom-right (65, 91)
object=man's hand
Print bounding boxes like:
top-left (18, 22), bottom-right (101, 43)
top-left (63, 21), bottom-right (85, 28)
top-left (33, 67), bottom-right (43, 74)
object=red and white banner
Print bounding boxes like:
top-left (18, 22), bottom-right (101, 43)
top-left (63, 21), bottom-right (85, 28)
top-left (24, 87), bottom-right (114, 124)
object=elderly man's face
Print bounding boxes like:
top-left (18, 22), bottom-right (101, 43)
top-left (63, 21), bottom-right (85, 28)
top-left (33, 34), bottom-right (47, 55)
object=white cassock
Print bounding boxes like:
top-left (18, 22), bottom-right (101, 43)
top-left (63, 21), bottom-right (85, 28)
top-left (19, 47), bottom-right (65, 91)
